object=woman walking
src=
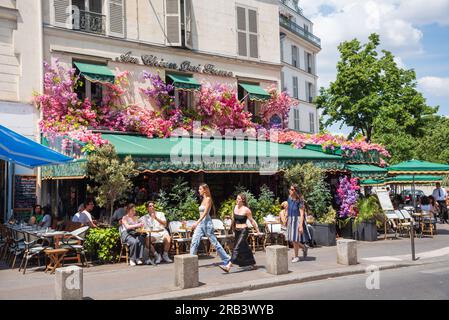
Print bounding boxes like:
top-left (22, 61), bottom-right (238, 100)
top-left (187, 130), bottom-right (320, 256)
top-left (287, 184), bottom-right (309, 263)
top-left (190, 184), bottom-right (230, 266)
top-left (219, 193), bottom-right (260, 273)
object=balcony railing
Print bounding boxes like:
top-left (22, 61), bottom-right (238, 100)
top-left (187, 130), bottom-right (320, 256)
top-left (74, 10), bottom-right (106, 35)
top-left (279, 15), bottom-right (321, 48)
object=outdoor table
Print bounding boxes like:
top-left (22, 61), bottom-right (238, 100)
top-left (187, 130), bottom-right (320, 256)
top-left (178, 227), bottom-right (192, 238)
top-left (44, 248), bottom-right (69, 274)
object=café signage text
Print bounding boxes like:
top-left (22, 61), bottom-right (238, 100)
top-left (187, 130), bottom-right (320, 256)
top-left (116, 51), bottom-right (234, 77)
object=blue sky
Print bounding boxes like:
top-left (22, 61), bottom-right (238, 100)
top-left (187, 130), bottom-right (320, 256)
top-left (299, 0), bottom-right (449, 135)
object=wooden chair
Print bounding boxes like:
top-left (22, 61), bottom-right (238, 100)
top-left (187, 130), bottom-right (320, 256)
top-left (210, 219), bottom-right (234, 255)
top-left (117, 237), bottom-right (129, 264)
top-left (421, 211), bottom-right (435, 238)
top-left (55, 226), bottom-right (89, 267)
top-left (263, 222), bottom-right (286, 249)
top-left (246, 219), bottom-right (264, 253)
top-left (168, 221), bottom-right (191, 255)
top-left (383, 212), bottom-right (399, 240)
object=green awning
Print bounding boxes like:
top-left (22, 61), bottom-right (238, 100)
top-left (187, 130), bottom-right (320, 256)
top-left (238, 83), bottom-right (271, 101)
top-left (360, 179), bottom-right (385, 186)
top-left (74, 62), bottom-right (115, 83)
top-left (387, 159), bottom-right (449, 175)
top-left (167, 74), bottom-right (201, 91)
top-left (385, 175), bottom-right (443, 184)
top-left (102, 134), bottom-right (344, 173)
top-left (347, 164), bottom-right (387, 178)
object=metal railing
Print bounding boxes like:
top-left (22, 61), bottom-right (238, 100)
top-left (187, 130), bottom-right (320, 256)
top-left (74, 10), bottom-right (106, 35)
top-left (279, 15), bottom-right (321, 48)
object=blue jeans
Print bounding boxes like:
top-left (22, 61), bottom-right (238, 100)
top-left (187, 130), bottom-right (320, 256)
top-left (189, 217), bottom-right (230, 264)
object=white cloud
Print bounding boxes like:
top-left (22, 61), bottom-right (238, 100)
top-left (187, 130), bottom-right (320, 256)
top-left (418, 77), bottom-right (449, 97)
top-left (299, 0), bottom-right (442, 88)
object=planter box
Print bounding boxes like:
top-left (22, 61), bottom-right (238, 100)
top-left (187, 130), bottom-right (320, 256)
top-left (353, 220), bottom-right (378, 241)
top-left (314, 223), bottom-right (336, 246)
top-left (338, 218), bottom-right (354, 239)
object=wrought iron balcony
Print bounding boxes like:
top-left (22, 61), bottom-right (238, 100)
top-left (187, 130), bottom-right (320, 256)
top-left (74, 10), bottom-right (106, 35)
top-left (279, 15), bottom-right (321, 48)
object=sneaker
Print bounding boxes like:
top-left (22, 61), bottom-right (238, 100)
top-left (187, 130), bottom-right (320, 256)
top-left (136, 259), bottom-right (143, 265)
top-left (303, 245), bottom-right (308, 258)
top-left (291, 256), bottom-right (300, 263)
top-left (154, 252), bottom-right (162, 264)
top-left (145, 258), bottom-right (156, 266)
top-left (129, 260), bottom-right (137, 266)
top-left (162, 252), bottom-right (172, 263)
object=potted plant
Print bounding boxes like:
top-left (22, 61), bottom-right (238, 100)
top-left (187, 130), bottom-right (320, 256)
top-left (314, 206), bottom-right (337, 246)
top-left (336, 176), bottom-right (360, 239)
top-left (353, 195), bottom-right (383, 241)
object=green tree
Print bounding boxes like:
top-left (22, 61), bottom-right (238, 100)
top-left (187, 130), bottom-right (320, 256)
top-left (415, 116), bottom-right (449, 164)
top-left (284, 162), bottom-right (331, 218)
top-left (87, 144), bottom-right (136, 224)
top-left (316, 33), bottom-right (437, 143)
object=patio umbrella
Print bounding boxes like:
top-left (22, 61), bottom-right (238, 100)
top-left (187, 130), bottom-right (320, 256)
top-left (387, 160), bottom-right (449, 208)
top-left (0, 124), bottom-right (73, 221)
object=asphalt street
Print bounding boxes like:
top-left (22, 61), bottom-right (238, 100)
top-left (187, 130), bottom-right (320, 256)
top-left (209, 257), bottom-right (449, 300)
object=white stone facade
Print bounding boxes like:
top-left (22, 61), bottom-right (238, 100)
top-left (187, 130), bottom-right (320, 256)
top-left (279, 0), bottom-right (320, 134)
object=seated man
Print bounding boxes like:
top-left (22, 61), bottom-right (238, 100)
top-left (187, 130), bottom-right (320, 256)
top-left (72, 203), bottom-right (85, 223)
top-left (140, 201), bottom-right (172, 264)
top-left (78, 200), bottom-right (97, 228)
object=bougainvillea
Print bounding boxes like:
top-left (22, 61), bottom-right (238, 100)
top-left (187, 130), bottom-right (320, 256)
top-left (196, 83), bottom-right (254, 134)
top-left (337, 176), bottom-right (360, 218)
top-left (259, 85), bottom-right (298, 129)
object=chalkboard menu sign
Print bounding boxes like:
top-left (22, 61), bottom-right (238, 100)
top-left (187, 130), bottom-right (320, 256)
top-left (14, 175), bottom-right (37, 209)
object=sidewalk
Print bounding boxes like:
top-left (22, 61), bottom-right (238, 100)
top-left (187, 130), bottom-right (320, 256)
top-left (1, 224), bottom-right (449, 300)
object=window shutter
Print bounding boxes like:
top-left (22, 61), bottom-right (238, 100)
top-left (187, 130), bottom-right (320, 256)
top-left (292, 46), bottom-right (298, 67)
top-left (237, 6), bottom-right (247, 56)
top-left (293, 77), bottom-right (298, 98)
top-left (184, 0), bottom-right (193, 49)
top-left (305, 81), bottom-right (309, 102)
top-left (309, 112), bottom-right (315, 133)
top-left (248, 9), bottom-right (258, 58)
top-left (108, 0), bottom-right (125, 37)
top-left (165, 0), bottom-right (181, 46)
top-left (53, 0), bottom-right (72, 28)
top-left (281, 71), bottom-right (284, 91)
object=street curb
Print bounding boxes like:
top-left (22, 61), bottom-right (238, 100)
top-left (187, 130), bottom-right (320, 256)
top-left (125, 261), bottom-right (423, 300)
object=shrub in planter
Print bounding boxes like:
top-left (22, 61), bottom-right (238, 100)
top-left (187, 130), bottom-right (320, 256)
top-left (314, 206), bottom-right (337, 246)
top-left (353, 195), bottom-right (384, 241)
top-left (85, 227), bottom-right (121, 264)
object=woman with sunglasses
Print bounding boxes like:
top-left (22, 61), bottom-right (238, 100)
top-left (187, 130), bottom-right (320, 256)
top-left (287, 184), bottom-right (308, 263)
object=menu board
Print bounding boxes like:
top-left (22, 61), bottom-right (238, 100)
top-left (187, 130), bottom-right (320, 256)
top-left (14, 175), bottom-right (37, 209)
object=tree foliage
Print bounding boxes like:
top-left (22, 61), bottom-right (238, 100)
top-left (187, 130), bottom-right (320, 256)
top-left (317, 33), bottom-right (437, 144)
top-left (87, 144), bottom-right (136, 223)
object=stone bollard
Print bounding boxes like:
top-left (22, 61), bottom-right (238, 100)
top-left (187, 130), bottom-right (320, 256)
top-left (337, 239), bottom-right (357, 265)
top-left (174, 254), bottom-right (199, 289)
top-left (55, 266), bottom-right (83, 300)
top-left (266, 245), bottom-right (288, 275)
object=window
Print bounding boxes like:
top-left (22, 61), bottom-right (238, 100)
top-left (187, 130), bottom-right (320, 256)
top-left (309, 112), bottom-right (315, 133)
top-left (281, 71), bottom-right (285, 91)
top-left (73, 64), bottom-right (104, 106)
top-left (165, 0), bottom-right (193, 48)
top-left (292, 45), bottom-right (298, 68)
top-left (236, 6), bottom-right (259, 58)
top-left (52, 0), bottom-right (124, 37)
top-left (293, 108), bottom-right (300, 131)
top-left (304, 24), bottom-right (309, 33)
top-left (166, 74), bottom-right (195, 109)
top-left (280, 39), bottom-right (284, 62)
top-left (305, 52), bottom-right (313, 74)
top-left (306, 82), bottom-right (314, 103)
top-left (293, 76), bottom-right (298, 99)
top-left (238, 83), bottom-right (261, 122)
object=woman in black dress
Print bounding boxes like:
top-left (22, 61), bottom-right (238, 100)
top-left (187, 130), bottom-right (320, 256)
top-left (219, 193), bottom-right (260, 272)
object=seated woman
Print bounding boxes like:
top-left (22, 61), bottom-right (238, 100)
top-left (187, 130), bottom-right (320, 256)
top-left (119, 204), bottom-right (146, 266)
top-left (428, 196), bottom-right (440, 221)
top-left (29, 204), bottom-right (42, 225)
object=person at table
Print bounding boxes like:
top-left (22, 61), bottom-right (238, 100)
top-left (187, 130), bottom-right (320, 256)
top-left (219, 193), bottom-right (259, 273)
top-left (140, 201), bottom-right (172, 264)
top-left (71, 203), bottom-right (84, 223)
top-left (78, 200), bottom-right (98, 228)
top-left (428, 196), bottom-right (440, 221)
top-left (287, 184), bottom-right (308, 263)
top-left (120, 204), bottom-right (146, 266)
top-left (38, 206), bottom-right (52, 229)
top-left (190, 184), bottom-right (231, 266)
top-left (29, 204), bottom-right (42, 225)
top-left (432, 182), bottom-right (448, 224)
